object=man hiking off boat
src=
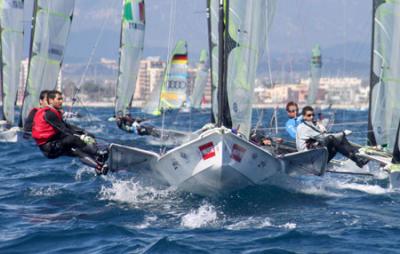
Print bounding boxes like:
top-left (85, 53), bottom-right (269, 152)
top-left (32, 90), bottom-right (109, 175)
top-left (296, 106), bottom-right (369, 168)
top-left (115, 112), bottom-right (161, 137)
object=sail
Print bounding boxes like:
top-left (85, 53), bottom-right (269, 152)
top-left (368, 0), bottom-right (400, 150)
top-left (159, 40), bottom-right (188, 111)
top-left (224, 0), bottom-right (273, 138)
top-left (207, 0), bottom-right (219, 122)
top-left (19, 0), bottom-right (75, 127)
top-left (115, 0), bottom-right (145, 117)
top-left (191, 50), bottom-right (209, 109)
top-left (0, 0), bottom-right (24, 125)
top-left (142, 78), bottom-right (162, 116)
top-left (307, 44), bottom-right (322, 105)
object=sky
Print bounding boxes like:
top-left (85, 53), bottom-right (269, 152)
top-left (22, 0), bottom-right (373, 64)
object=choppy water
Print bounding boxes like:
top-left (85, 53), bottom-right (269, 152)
top-left (1, 108), bottom-right (400, 254)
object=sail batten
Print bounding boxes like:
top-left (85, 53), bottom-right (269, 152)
top-left (19, 0), bottom-right (75, 127)
top-left (0, 0), bottom-right (24, 125)
top-left (115, 0), bottom-right (146, 117)
top-left (368, 0), bottom-right (400, 150)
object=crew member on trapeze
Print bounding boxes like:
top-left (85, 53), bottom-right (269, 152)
top-left (285, 101), bottom-right (303, 139)
top-left (115, 112), bottom-right (160, 137)
top-left (296, 106), bottom-right (369, 168)
top-left (32, 90), bottom-right (109, 175)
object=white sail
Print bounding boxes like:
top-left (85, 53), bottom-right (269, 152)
top-left (307, 44), bottom-right (322, 105)
top-left (0, 0), bottom-right (24, 125)
top-left (191, 49), bottom-right (209, 109)
top-left (19, 0), bottom-right (75, 127)
top-left (225, 0), bottom-right (272, 138)
top-left (115, 0), bottom-right (145, 117)
top-left (368, 0), bottom-right (400, 150)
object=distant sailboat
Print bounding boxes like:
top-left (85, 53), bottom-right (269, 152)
top-left (109, 0), bottom-right (328, 196)
top-left (190, 49), bottom-right (209, 110)
top-left (115, 0), bottom-right (145, 118)
top-left (19, 0), bottom-right (75, 128)
top-left (0, 0), bottom-right (24, 142)
top-left (143, 40), bottom-right (189, 116)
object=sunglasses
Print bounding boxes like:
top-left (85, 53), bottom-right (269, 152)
top-left (287, 109), bottom-right (297, 113)
top-left (305, 113), bottom-right (314, 117)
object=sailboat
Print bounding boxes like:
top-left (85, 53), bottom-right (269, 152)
top-left (355, 0), bottom-right (400, 188)
top-left (19, 0), bottom-right (75, 128)
top-left (0, 0), bottom-right (24, 142)
top-left (109, 0), bottom-right (328, 196)
top-left (115, 0), bottom-right (145, 119)
top-left (190, 49), bottom-right (209, 110)
top-left (143, 40), bottom-right (189, 116)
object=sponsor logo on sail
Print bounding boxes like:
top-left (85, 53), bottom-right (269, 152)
top-left (199, 142), bottom-right (215, 160)
top-left (231, 144), bottom-right (246, 162)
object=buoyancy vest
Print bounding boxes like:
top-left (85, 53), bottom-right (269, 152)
top-left (32, 107), bottom-right (62, 145)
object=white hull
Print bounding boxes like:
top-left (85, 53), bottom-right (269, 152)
top-left (0, 127), bottom-right (19, 143)
top-left (110, 127), bottom-right (328, 196)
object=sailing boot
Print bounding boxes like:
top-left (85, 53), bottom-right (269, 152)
top-left (350, 153), bottom-right (370, 168)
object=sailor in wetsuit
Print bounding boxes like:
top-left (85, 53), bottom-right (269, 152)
top-left (32, 90), bottom-right (109, 175)
top-left (285, 101), bottom-right (302, 140)
top-left (296, 106), bottom-right (369, 168)
top-left (116, 112), bottom-right (160, 137)
top-left (24, 90), bottom-right (50, 134)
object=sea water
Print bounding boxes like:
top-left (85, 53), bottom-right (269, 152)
top-left (0, 108), bottom-right (399, 253)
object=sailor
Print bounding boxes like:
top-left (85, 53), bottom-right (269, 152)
top-left (285, 101), bottom-right (302, 139)
top-left (24, 90), bottom-right (50, 134)
top-left (296, 106), bottom-right (369, 168)
top-left (32, 90), bottom-right (109, 175)
top-left (116, 112), bottom-right (160, 137)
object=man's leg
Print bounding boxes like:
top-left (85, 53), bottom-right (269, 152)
top-left (328, 135), bottom-right (369, 167)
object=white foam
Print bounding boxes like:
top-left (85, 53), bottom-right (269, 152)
top-left (180, 203), bottom-right (218, 229)
top-left (29, 186), bottom-right (61, 197)
top-left (99, 177), bottom-right (173, 206)
top-left (279, 222), bottom-right (297, 230)
top-left (135, 215), bottom-right (158, 229)
top-left (75, 166), bottom-right (96, 181)
top-left (226, 217), bottom-right (272, 230)
top-left (335, 182), bottom-right (388, 195)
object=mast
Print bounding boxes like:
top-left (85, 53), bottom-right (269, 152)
top-left (216, 0), bottom-right (225, 127)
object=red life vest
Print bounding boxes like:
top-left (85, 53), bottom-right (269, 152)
top-left (32, 107), bottom-right (62, 145)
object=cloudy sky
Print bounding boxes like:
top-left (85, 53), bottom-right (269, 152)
top-left (23, 0), bottom-right (373, 64)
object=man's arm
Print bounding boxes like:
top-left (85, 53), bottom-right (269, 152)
top-left (24, 109), bottom-right (37, 133)
top-left (44, 110), bottom-right (75, 136)
top-left (285, 120), bottom-right (297, 139)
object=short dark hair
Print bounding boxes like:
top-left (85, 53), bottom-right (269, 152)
top-left (302, 106), bottom-right (314, 116)
top-left (47, 90), bottom-right (62, 100)
top-left (286, 101), bottom-right (298, 112)
top-left (39, 90), bottom-right (50, 100)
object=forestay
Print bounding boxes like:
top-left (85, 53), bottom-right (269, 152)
top-left (191, 49), bottom-right (209, 109)
top-left (224, 0), bottom-right (274, 138)
top-left (368, 0), bottom-right (400, 150)
top-left (115, 0), bottom-right (145, 117)
top-left (19, 0), bottom-right (75, 127)
top-left (307, 44), bottom-right (321, 105)
top-left (159, 40), bottom-right (188, 111)
top-left (0, 0), bottom-right (24, 125)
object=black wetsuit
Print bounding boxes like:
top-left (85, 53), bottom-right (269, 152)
top-left (39, 109), bottom-right (106, 167)
top-left (116, 116), bottom-right (158, 137)
top-left (24, 108), bottom-right (38, 133)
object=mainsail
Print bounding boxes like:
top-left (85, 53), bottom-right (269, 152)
top-left (307, 44), bottom-right (322, 105)
top-left (158, 40), bottom-right (188, 111)
top-left (19, 0), bottom-right (75, 127)
top-left (368, 0), bottom-right (400, 150)
top-left (190, 49), bottom-right (209, 109)
top-left (0, 0), bottom-right (24, 125)
top-left (207, 0), bottom-right (219, 122)
top-left (222, 0), bottom-right (273, 138)
top-left (115, 0), bottom-right (145, 117)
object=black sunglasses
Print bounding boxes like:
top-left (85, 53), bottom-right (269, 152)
top-left (305, 113), bottom-right (314, 117)
top-left (287, 109), bottom-right (297, 113)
